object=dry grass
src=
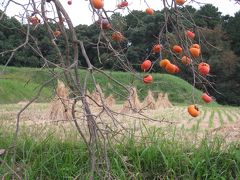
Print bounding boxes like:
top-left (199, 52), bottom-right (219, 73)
top-left (212, 119), bottom-right (240, 142)
top-left (142, 90), bottom-right (156, 110)
top-left (89, 84), bottom-right (105, 106)
top-left (105, 94), bottom-right (116, 107)
top-left (1, 102), bottom-right (240, 142)
top-left (156, 93), bottom-right (173, 109)
top-left (120, 87), bottom-right (141, 113)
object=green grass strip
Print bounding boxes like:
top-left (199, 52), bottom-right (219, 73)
top-left (216, 109), bottom-right (224, 125)
top-left (222, 109), bottom-right (234, 122)
top-left (209, 110), bottom-right (215, 128)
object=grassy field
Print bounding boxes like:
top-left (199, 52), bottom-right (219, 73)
top-left (0, 66), bottom-right (53, 104)
top-left (0, 66), bottom-right (206, 104)
top-left (0, 125), bottom-right (239, 179)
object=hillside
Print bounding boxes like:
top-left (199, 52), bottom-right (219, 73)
top-left (0, 66), bottom-right (206, 104)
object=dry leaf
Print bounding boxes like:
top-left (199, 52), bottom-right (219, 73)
top-left (0, 149), bottom-right (6, 156)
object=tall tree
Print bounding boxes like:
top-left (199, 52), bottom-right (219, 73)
top-left (194, 4), bottom-right (221, 29)
top-left (223, 11), bottom-right (240, 55)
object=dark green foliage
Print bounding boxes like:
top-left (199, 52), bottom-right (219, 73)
top-left (223, 11), bottom-right (240, 55)
top-left (194, 4), bottom-right (222, 29)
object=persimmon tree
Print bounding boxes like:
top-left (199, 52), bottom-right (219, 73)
top-left (0, 0), bottom-right (222, 178)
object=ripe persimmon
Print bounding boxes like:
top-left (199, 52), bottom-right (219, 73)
top-left (188, 105), bottom-right (200, 117)
top-left (202, 93), bottom-right (212, 103)
top-left (159, 59), bottom-right (170, 68)
top-left (141, 60), bottom-right (152, 71)
top-left (165, 63), bottom-right (176, 74)
top-left (174, 65), bottom-right (180, 73)
top-left (146, 8), bottom-right (154, 15)
top-left (152, 44), bottom-right (161, 53)
top-left (143, 75), bottom-right (153, 84)
top-left (176, 0), bottom-right (185, 5)
top-left (91, 0), bottom-right (104, 9)
top-left (190, 44), bottom-right (200, 49)
top-left (100, 19), bottom-right (111, 30)
top-left (29, 16), bottom-right (40, 25)
top-left (181, 56), bottom-right (191, 65)
top-left (198, 62), bottom-right (210, 75)
top-left (112, 31), bottom-right (124, 41)
top-left (186, 30), bottom-right (195, 39)
top-left (172, 45), bottom-right (182, 54)
top-left (117, 1), bottom-right (128, 8)
top-left (190, 47), bottom-right (200, 58)
top-left (53, 30), bottom-right (61, 37)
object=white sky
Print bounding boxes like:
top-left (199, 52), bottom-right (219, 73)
top-left (2, 0), bottom-right (240, 26)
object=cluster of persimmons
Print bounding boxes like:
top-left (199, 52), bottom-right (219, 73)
top-left (140, 36), bottom-right (212, 117)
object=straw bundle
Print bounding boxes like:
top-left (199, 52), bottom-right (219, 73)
top-left (163, 93), bottom-right (173, 108)
top-left (105, 94), bottom-right (116, 107)
top-left (156, 92), bottom-right (173, 108)
top-left (50, 80), bottom-right (71, 120)
top-left (90, 84), bottom-right (105, 106)
top-left (142, 90), bottom-right (156, 110)
top-left (120, 87), bottom-right (141, 113)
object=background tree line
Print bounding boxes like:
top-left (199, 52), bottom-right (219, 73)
top-left (0, 4), bottom-right (239, 106)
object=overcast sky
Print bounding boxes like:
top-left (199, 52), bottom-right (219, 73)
top-left (2, 0), bottom-right (240, 26)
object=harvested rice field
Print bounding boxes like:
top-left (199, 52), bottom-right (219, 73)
top-left (1, 102), bottom-right (239, 141)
